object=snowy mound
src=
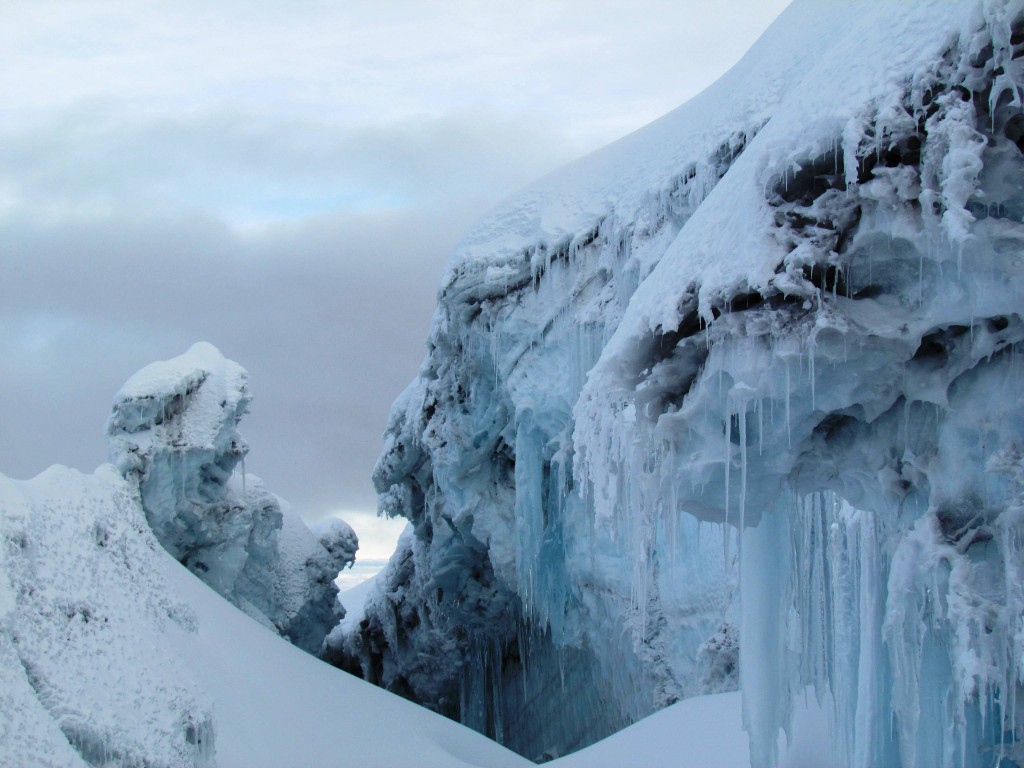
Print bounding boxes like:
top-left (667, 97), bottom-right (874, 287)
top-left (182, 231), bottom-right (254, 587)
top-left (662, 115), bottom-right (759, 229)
top-left (0, 466), bottom-right (533, 767)
top-left (0, 467), bottom-right (214, 767)
top-left (340, 1), bottom-right (1024, 766)
top-left (107, 342), bottom-right (353, 654)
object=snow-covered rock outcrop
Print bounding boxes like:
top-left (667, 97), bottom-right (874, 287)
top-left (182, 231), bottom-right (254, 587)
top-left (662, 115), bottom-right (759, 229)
top-left (336, 2), bottom-right (1024, 766)
top-left (107, 342), bottom-right (355, 654)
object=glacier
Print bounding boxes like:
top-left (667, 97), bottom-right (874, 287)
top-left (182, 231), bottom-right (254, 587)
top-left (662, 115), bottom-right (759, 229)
top-left (106, 342), bottom-right (355, 655)
top-left (335, 1), bottom-right (1024, 766)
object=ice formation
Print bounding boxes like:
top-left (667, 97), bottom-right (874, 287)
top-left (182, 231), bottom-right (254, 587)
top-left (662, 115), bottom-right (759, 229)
top-left (337, 1), bottom-right (1024, 765)
top-left (0, 342), bottom-right (534, 767)
top-left (106, 342), bottom-right (355, 654)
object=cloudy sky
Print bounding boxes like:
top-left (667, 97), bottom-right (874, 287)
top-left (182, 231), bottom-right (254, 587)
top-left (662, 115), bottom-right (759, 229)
top-left (0, 0), bottom-right (789, 558)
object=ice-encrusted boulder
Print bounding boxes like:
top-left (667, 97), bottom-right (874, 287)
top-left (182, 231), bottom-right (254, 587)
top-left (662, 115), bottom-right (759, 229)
top-left (337, 2), bottom-right (1024, 766)
top-left (106, 342), bottom-right (355, 654)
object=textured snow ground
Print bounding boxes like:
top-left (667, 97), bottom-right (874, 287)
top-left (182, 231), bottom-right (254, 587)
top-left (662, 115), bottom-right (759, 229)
top-left (0, 466), bottom-right (531, 768)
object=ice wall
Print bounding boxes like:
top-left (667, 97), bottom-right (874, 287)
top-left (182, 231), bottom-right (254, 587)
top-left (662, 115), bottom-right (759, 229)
top-left (574, 4), bottom-right (1024, 766)
top-left (330, 121), bottom-right (762, 760)
top-left (107, 342), bottom-right (355, 655)
top-left (340, 1), bottom-right (1024, 765)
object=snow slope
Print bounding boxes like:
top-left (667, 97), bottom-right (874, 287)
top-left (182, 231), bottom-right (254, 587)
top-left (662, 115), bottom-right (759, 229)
top-left (547, 692), bottom-right (752, 768)
top-left (163, 521), bottom-right (531, 768)
top-left (340, 0), bottom-right (1024, 765)
top-left (0, 465), bottom-right (531, 768)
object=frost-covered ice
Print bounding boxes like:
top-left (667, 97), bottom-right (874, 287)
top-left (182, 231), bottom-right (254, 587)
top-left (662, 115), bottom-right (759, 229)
top-left (311, 516), bottom-right (360, 575)
top-left (0, 466), bottom-right (214, 767)
top-left (107, 342), bottom-right (355, 654)
top-left (338, 1), bottom-right (1024, 765)
top-left (0, 465), bottom-right (533, 767)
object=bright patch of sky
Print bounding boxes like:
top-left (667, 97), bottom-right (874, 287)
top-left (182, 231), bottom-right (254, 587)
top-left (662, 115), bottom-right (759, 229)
top-left (332, 510), bottom-right (408, 561)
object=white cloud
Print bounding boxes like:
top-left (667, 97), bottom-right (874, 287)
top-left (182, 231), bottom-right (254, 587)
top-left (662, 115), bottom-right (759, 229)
top-left (0, 1), bottom-right (790, 146)
top-left (0, 106), bottom-right (579, 226)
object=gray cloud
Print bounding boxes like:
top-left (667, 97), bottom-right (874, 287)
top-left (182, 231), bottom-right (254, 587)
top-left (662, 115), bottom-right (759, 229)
top-left (0, 0), bottom-right (791, 550)
top-left (2, 205), bottom-right (475, 517)
top-left (0, 106), bottom-right (579, 222)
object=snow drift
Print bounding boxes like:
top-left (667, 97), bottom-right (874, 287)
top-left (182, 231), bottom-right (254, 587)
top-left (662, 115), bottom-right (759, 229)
top-left (336, 1), bottom-right (1024, 766)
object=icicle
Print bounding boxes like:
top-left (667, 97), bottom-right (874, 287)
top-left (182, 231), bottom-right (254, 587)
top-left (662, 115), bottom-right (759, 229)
top-left (519, 623), bottom-right (528, 700)
top-left (739, 401), bottom-right (748, 532)
top-left (724, 401), bottom-right (732, 531)
top-left (492, 635), bottom-right (504, 745)
top-left (809, 335), bottom-right (817, 412)
top-left (558, 643), bottom-right (566, 694)
top-left (758, 397), bottom-right (764, 455)
top-left (785, 358), bottom-right (792, 449)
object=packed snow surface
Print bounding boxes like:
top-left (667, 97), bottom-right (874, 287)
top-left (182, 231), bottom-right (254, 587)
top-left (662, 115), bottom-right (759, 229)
top-left (340, 0), bottom-right (1024, 766)
top-left (544, 689), bottom-right (829, 768)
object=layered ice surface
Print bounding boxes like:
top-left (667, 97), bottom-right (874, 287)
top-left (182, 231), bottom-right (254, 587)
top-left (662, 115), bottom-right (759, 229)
top-left (106, 342), bottom-right (355, 654)
top-left (338, 1), bottom-right (1024, 765)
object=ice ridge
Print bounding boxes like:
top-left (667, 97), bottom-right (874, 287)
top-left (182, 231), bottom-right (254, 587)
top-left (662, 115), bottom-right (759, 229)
top-left (107, 342), bottom-right (355, 655)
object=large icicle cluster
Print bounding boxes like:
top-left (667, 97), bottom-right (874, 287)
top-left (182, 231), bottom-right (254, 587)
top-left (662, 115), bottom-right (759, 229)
top-left (339, 1), bottom-right (1024, 766)
top-left (330, 126), bottom-right (759, 763)
top-left (107, 342), bottom-right (355, 654)
top-left (575, 4), bottom-right (1024, 766)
